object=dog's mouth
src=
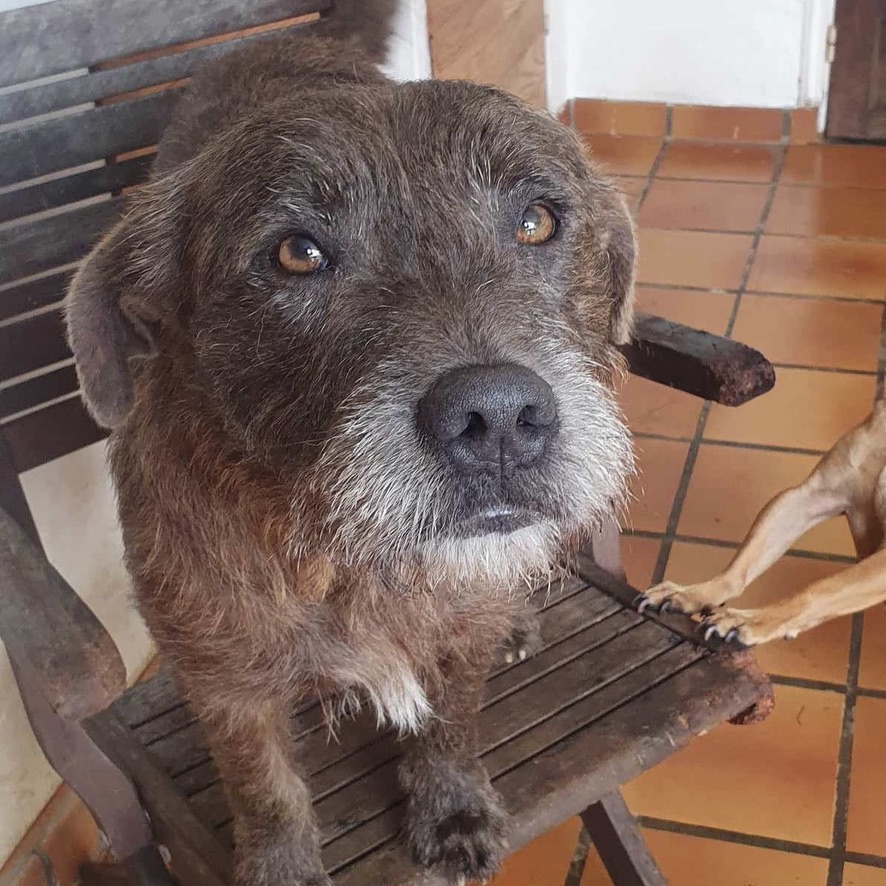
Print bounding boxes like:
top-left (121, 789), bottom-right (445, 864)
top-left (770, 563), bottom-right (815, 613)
top-left (452, 506), bottom-right (540, 537)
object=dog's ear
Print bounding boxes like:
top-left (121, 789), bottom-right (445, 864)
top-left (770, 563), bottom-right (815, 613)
top-left (601, 192), bottom-right (637, 346)
top-left (65, 175), bottom-right (184, 428)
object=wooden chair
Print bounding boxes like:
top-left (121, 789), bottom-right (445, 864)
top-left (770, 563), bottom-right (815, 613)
top-left (0, 1), bottom-right (777, 883)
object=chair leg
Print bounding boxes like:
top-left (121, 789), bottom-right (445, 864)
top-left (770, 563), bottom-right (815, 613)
top-left (591, 516), bottom-right (625, 580)
top-left (581, 790), bottom-right (666, 886)
top-left (81, 848), bottom-right (175, 886)
top-left (12, 659), bottom-right (174, 885)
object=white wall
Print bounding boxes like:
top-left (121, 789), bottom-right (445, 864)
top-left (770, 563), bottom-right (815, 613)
top-left (546, 0), bottom-right (836, 116)
top-left (384, 0), bottom-right (432, 81)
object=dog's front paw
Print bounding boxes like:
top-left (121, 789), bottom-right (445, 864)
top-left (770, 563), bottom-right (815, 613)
top-left (700, 606), bottom-right (801, 647)
top-left (499, 608), bottom-right (543, 665)
top-left (636, 579), bottom-right (734, 616)
top-left (407, 764), bottom-right (509, 883)
top-left (234, 840), bottom-right (332, 886)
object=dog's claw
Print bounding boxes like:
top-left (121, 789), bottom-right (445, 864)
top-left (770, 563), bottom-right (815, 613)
top-left (725, 628), bottom-right (739, 644)
top-left (659, 600), bottom-right (672, 614)
top-left (634, 594), bottom-right (650, 613)
top-left (703, 624), bottom-right (720, 642)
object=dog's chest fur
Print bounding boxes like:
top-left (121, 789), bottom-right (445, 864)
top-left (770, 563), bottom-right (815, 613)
top-left (112, 404), bottom-right (516, 734)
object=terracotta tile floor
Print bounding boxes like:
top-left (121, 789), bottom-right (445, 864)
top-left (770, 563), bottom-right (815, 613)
top-left (489, 107), bottom-right (886, 885)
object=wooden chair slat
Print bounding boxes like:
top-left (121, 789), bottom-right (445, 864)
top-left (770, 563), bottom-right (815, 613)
top-left (0, 268), bottom-right (74, 324)
top-left (0, 364), bottom-right (78, 422)
top-left (0, 198), bottom-right (122, 285)
top-left (0, 154), bottom-right (152, 226)
top-left (208, 620), bottom-right (681, 847)
top-left (0, 0), bottom-right (331, 90)
top-left (145, 580), bottom-right (609, 786)
top-left (0, 309), bottom-right (70, 383)
top-left (321, 644), bottom-right (723, 879)
top-left (3, 396), bottom-right (106, 473)
top-left (0, 20), bottom-right (309, 126)
top-left (0, 91), bottom-right (179, 189)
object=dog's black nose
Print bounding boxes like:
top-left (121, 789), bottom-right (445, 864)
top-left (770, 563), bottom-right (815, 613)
top-left (419, 365), bottom-right (558, 473)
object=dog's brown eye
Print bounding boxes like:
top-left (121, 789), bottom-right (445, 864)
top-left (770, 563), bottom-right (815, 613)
top-left (277, 235), bottom-right (329, 274)
top-left (517, 204), bottom-right (557, 245)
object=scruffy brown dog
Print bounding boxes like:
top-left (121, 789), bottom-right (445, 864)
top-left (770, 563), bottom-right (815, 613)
top-left (64, 2), bottom-right (636, 883)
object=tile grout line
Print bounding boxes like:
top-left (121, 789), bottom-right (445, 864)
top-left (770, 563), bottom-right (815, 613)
top-left (637, 280), bottom-right (886, 306)
top-left (639, 815), bottom-right (833, 860)
top-left (562, 825), bottom-right (592, 886)
top-left (770, 673), bottom-right (847, 695)
top-left (648, 391), bottom-right (709, 588)
top-left (632, 432), bottom-right (831, 457)
top-left (626, 526), bottom-right (857, 565)
top-left (635, 170), bottom-right (886, 191)
top-left (648, 144), bottom-right (786, 586)
top-left (638, 815), bottom-right (886, 869)
top-left (724, 144), bottom-right (786, 337)
top-left (641, 227), bottom-right (886, 244)
top-left (634, 138), bottom-right (670, 212)
top-left (826, 614), bottom-right (863, 886)
top-left (826, 302), bottom-right (886, 885)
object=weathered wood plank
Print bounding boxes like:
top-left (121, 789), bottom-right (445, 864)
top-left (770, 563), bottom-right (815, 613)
top-left (482, 606), bottom-right (635, 704)
top-left (305, 622), bottom-right (678, 851)
top-left (334, 841), bottom-right (447, 886)
top-left (157, 581), bottom-right (602, 796)
top-left (203, 603), bottom-right (654, 839)
top-left (319, 642), bottom-right (702, 874)
top-left (0, 0), bottom-right (331, 90)
top-left (0, 505), bottom-right (125, 719)
top-left (0, 20), bottom-right (311, 126)
top-left (112, 666), bottom-right (184, 727)
top-left (85, 712), bottom-right (231, 885)
top-left (4, 395), bottom-right (107, 473)
top-left (0, 90), bottom-right (180, 188)
top-left (0, 268), bottom-right (74, 324)
top-left (169, 583), bottom-right (617, 805)
top-left (0, 198), bottom-right (122, 285)
top-left (0, 310), bottom-right (70, 383)
top-left (491, 650), bottom-right (770, 853)
top-left (0, 155), bottom-right (152, 225)
top-left (0, 364), bottom-right (79, 421)
top-left (622, 312), bottom-right (776, 407)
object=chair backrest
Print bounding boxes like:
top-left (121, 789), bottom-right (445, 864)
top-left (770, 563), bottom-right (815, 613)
top-left (0, 0), bottom-right (331, 474)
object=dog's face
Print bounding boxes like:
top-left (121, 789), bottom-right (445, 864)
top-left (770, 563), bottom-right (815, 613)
top-left (66, 80), bottom-right (635, 587)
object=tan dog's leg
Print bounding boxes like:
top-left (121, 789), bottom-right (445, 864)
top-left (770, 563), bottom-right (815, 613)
top-left (699, 546), bottom-right (886, 646)
top-left (639, 477), bottom-right (846, 615)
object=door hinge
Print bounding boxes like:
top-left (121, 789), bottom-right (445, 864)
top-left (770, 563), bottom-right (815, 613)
top-left (825, 24), bottom-right (837, 63)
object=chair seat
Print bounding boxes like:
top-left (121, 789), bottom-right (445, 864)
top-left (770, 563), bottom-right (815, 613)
top-left (88, 558), bottom-right (770, 885)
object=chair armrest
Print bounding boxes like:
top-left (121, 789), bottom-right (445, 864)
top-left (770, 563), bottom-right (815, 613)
top-left (0, 506), bottom-right (126, 720)
top-left (621, 312), bottom-right (776, 406)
